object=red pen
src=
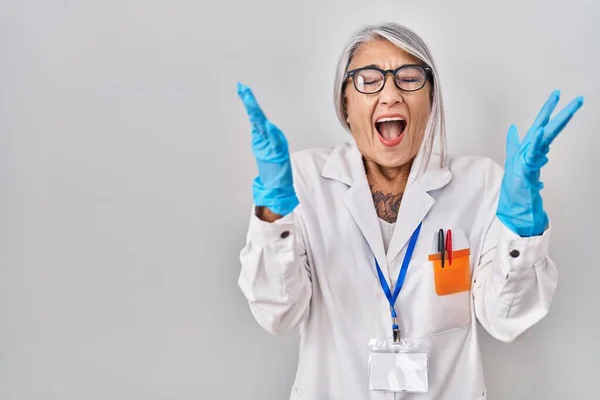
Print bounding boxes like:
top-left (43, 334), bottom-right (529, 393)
top-left (445, 229), bottom-right (452, 265)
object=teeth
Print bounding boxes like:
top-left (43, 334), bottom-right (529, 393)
top-left (376, 117), bottom-right (405, 123)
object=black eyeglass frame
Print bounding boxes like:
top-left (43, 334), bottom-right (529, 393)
top-left (345, 64), bottom-right (433, 94)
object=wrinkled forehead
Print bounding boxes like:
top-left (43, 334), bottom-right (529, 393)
top-left (348, 38), bottom-right (423, 71)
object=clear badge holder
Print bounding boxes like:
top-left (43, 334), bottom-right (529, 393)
top-left (368, 337), bottom-right (429, 393)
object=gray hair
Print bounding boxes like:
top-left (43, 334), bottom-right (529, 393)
top-left (333, 22), bottom-right (447, 171)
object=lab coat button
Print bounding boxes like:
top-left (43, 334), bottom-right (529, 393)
top-left (281, 231), bottom-right (290, 239)
top-left (509, 249), bottom-right (520, 258)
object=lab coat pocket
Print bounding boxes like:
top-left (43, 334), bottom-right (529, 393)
top-left (426, 230), bottom-right (473, 334)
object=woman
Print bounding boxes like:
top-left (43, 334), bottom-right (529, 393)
top-left (236, 22), bottom-right (583, 400)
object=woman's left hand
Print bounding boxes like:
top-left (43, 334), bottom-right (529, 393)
top-left (496, 90), bottom-right (584, 237)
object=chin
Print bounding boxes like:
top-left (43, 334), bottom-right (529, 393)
top-left (371, 152), bottom-right (411, 168)
top-left (372, 143), bottom-right (410, 165)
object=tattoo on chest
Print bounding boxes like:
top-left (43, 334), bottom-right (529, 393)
top-left (370, 186), bottom-right (403, 223)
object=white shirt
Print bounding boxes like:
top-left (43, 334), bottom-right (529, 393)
top-left (238, 141), bottom-right (557, 400)
top-left (379, 219), bottom-right (396, 254)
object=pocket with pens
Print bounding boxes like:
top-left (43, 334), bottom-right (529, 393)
top-left (428, 229), bottom-right (471, 296)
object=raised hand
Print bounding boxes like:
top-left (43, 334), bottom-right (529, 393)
top-left (237, 82), bottom-right (299, 217)
top-left (496, 90), bottom-right (584, 237)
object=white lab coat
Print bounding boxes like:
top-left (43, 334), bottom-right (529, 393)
top-left (238, 141), bottom-right (557, 400)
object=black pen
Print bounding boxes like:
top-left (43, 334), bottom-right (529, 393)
top-left (438, 229), bottom-right (445, 268)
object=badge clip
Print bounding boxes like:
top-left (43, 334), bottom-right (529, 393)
top-left (392, 316), bottom-right (400, 343)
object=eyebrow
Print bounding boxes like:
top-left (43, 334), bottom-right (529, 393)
top-left (353, 63), bottom-right (416, 70)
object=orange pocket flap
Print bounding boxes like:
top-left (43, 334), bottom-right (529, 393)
top-left (429, 250), bottom-right (471, 296)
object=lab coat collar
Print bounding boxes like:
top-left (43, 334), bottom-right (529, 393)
top-left (321, 140), bottom-right (452, 268)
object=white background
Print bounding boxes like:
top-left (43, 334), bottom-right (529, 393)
top-left (1, 1), bottom-right (598, 399)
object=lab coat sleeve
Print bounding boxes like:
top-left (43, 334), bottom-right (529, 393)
top-left (238, 208), bottom-right (312, 335)
top-left (472, 161), bottom-right (558, 343)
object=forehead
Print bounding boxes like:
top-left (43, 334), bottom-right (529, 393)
top-left (348, 38), bottom-right (421, 69)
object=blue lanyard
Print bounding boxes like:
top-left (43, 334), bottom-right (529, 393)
top-left (375, 222), bottom-right (422, 341)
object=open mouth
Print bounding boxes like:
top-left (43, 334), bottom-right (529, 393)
top-left (375, 116), bottom-right (407, 146)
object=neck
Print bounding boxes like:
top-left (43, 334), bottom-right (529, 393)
top-left (364, 158), bottom-right (413, 223)
top-left (365, 158), bottom-right (412, 193)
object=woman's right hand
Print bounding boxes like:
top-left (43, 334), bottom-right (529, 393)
top-left (237, 82), bottom-right (299, 218)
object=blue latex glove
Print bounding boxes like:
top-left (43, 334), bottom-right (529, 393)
top-left (497, 90), bottom-right (584, 237)
top-left (237, 82), bottom-right (299, 216)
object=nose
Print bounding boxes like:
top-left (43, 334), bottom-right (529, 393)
top-left (378, 73), bottom-right (404, 106)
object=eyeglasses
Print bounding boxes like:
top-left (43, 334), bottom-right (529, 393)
top-left (345, 64), bottom-right (433, 94)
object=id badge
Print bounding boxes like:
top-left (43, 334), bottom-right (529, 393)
top-left (368, 338), bottom-right (429, 393)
